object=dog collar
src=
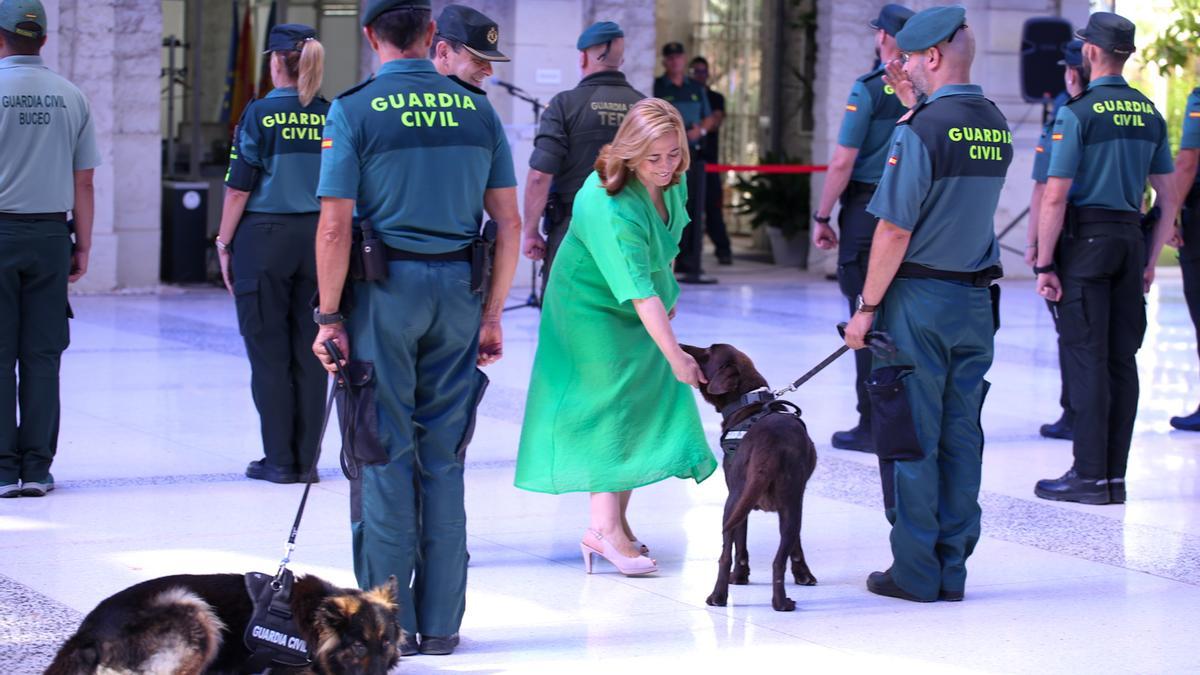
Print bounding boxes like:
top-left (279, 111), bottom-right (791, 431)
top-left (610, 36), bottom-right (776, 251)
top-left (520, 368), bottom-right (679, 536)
top-left (719, 387), bottom-right (775, 421)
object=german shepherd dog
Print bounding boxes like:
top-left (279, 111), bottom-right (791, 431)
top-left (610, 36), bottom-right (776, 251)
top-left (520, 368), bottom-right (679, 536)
top-left (682, 344), bottom-right (818, 612)
top-left (45, 573), bottom-right (402, 674)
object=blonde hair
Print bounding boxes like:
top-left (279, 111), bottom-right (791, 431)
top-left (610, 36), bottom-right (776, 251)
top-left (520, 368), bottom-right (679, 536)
top-left (279, 38), bottom-right (325, 107)
top-left (594, 98), bottom-right (690, 196)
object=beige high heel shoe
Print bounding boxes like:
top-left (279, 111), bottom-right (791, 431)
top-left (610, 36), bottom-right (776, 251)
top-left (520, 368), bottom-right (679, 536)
top-left (581, 529), bottom-right (658, 576)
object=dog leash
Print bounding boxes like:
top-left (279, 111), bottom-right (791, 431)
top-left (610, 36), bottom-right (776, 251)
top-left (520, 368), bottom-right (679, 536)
top-left (773, 322), bottom-right (896, 398)
top-left (270, 339), bottom-right (345, 589)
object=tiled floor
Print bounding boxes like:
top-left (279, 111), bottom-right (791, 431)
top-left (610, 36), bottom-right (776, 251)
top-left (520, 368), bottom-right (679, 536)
top-left (2, 260), bottom-right (1199, 674)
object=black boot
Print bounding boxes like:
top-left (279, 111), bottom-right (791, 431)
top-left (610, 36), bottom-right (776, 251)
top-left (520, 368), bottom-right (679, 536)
top-left (1039, 414), bottom-right (1074, 440)
top-left (1108, 478), bottom-right (1126, 504)
top-left (418, 633), bottom-right (460, 656)
top-left (1034, 468), bottom-right (1110, 504)
top-left (1170, 408), bottom-right (1200, 431)
top-left (866, 570), bottom-right (933, 603)
top-left (245, 460), bottom-right (299, 484)
top-left (831, 422), bottom-right (874, 452)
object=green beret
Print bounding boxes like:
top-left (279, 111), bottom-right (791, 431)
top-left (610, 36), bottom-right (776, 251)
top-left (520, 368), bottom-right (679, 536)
top-left (896, 5), bottom-right (966, 53)
top-left (577, 21), bottom-right (623, 51)
top-left (361, 0), bottom-right (431, 28)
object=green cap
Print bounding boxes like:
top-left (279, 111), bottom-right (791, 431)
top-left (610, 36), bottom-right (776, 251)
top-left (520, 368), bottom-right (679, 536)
top-left (577, 21), bottom-right (623, 51)
top-left (436, 4), bottom-right (508, 62)
top-left (0, 0), bottom-right (47, 38)
top-left (361, 0), bottom-right (431, 28)
top-left (896, 5), bottom-right (966, 53)
top-left (1076, 12), bottom-right (1135, 55)
top-left (868, 4), bottom-right (915, 38)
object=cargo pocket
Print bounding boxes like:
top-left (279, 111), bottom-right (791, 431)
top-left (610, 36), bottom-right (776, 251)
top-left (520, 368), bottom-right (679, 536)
top-left (455, 369), bottom-right (491, 465)
top-left (233, 278), bottom-right (263, 336)
top-left (335, 360), bottom-right (389, 480)
top-left (866, 365), bottom-right (924, 462)
top-left (1054, 292), bottom-right (1088, 348)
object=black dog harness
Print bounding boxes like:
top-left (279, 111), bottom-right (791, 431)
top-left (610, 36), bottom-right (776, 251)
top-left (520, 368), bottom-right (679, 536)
top-left (719, 388), bottom-right (805, 456)
top-left (245, 569), bottom-right (312, 670)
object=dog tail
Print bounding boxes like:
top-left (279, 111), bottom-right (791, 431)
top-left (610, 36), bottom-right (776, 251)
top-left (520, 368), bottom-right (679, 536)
top-left (722, 445), bottom-right (781, 532)
top-left (151, 587), bottom-right (227, 665)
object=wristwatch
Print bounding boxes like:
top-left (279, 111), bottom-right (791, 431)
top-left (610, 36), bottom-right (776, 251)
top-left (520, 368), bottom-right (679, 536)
top-left (855, 294), bottom-right (878, 313)
top-left (812, 211), bottom-right (831, 225)
top-left (312, 308), bottom-right (345, 325)
top-left (1033, 263), bottom-right (1057, 275)
top-left (214, 237), bottom-right (230, 252)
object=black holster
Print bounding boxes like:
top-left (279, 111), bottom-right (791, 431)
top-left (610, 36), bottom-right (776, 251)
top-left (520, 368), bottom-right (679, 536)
top-left (471, 219), bottom-right (497, 295)
top-left (350, 220), bottom-right (389, 282)
top-left (543, 192), bottom-right (565, 236)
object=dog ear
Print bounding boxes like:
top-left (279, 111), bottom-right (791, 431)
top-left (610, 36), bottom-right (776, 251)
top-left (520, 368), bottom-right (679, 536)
top-left (706, 365), bottom-right (739, 395)
top-left (679, 344), bottom-right (706, 361)
top-left (375, 575), bottom-right (399, 606)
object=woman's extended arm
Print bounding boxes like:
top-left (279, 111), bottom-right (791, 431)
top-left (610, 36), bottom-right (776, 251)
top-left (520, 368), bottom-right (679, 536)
top-left (633, 296), bottom-right (705, 387)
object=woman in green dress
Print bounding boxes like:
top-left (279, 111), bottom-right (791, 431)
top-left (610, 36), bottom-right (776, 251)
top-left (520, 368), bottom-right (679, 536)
top-left (515, 98), bottom-right (717, 576)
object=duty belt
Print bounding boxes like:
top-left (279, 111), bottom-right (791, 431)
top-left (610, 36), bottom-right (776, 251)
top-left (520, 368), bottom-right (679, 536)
top-left (0, 211), bottom-right (67, 222)
top-left (843, 181), bottom-right (878, 200)
top-left (1069, 206), bottom-right (1141, 225)
top-left (895, 263), bottom-right (1003, 287)
top-left (384, 244), bottom-right (471, 262)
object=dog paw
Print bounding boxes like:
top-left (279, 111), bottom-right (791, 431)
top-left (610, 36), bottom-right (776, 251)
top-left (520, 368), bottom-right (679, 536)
top-left (732, 566), bottom-right (750, 585)
top-left (706, 591), bottom-right (728, 607)
top-left (793, 570), bottom-right (817, 586)
top-left (772, 596), bottom-right (796, 612)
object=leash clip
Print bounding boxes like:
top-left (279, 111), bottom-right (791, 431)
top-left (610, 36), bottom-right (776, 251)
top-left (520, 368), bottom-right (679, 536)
top-left (272, 541), bottom-right (296, 589)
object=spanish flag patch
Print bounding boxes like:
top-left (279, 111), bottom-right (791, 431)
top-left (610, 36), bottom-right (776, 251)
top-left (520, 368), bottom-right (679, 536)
top-left (1051, 133), bottom-right (1063, 141)
top-left (1190, 111), bottom-right (1200, 118)
top-left (887, 156), bottom-right (898, 166)
top-left (846, 104), bottom-right (858, 112)
top-left (1035, 145), bottom-right (1044, 153)
top-left (321, 138), bottom-right (333, 149)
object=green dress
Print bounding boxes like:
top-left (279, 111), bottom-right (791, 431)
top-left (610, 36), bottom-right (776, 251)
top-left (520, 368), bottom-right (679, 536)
top-left (514, 172), bottom-right (717, 494)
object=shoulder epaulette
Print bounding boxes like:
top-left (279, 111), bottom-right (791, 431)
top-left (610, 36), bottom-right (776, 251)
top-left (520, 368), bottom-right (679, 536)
top-left (335, 76), bottom-right (375, 101)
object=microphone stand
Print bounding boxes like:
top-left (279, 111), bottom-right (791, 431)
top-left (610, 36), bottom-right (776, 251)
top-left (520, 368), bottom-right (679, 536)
top-left (495, 81), bottom-right (548, 313)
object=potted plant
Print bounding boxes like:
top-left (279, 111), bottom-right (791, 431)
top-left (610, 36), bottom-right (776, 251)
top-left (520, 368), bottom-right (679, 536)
top-left (731, 153), bottom-right (811, 267)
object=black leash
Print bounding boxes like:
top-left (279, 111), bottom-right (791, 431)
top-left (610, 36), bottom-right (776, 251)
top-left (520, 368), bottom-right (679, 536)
top-left (773, 322), bottom-right (896, 397)
top-left (270, 339), bottom-right (344, 589)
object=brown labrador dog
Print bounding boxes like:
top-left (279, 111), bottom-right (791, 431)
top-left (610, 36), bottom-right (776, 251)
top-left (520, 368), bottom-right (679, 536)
top-left (682, 343), bottom-right (817, 612)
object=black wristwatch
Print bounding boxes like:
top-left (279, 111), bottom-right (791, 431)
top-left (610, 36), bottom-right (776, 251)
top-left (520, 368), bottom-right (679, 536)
top-left (812, 211), bottom-right (832, 225)
top-left (1033, 263), bottom-right (1057, 275)
top-left (313, 308), bottom-right (345, 325)
top-left (855, 294), bottom-right (878, 313)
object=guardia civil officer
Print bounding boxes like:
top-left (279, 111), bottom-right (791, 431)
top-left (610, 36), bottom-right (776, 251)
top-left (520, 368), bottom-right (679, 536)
top-left (1033, 12), bottom-right (1178, 505)
top-left (1025, 39), bottom-right (1086, 442)
top-left (844, 6), bottom-right (1012, 602)
top-left (812, 3), bottom-right (913, 454)
top-left (522, 21), bottom-right (645, 291)
top-left (215, 25), bottom-right (329, 485)
top-left (311, 0), bottom-right (520, 656)
top-left (689, 55), bottom-right (733, 266)
top-left (0, 0), bottom-right (99, 499)
top-left (655, 41), bottom-right (718, 284)
top-left (430, 4), bottom-right (508, 94)
top-left (1168, 86), bottom-right (1200, 431)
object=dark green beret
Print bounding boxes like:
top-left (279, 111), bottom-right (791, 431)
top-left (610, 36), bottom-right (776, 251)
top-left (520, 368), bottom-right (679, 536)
top-left (1058, 39), bottom-right (1083, 67)
top-left (577, 21), bottom-right (623, 51)
top-left (1076, 12), bottom-right (1136, 55)
top-left (361, 0), bottom-right (431, 28)
top-left (896, 5), bottom-right (966, 52)
top-left (868, 4), bottom-right (915, 38)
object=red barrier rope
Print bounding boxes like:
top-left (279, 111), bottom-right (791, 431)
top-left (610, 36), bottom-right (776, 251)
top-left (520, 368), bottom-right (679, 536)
top-left (705, 164), bottom-right (829, 174)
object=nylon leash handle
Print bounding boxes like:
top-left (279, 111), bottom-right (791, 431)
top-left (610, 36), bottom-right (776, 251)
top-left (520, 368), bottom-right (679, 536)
top-left (774, 323), bottom-right (897, 397)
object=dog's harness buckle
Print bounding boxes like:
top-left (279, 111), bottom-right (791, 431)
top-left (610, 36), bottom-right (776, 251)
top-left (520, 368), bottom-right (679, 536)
top-left (244, 570), bottom-right (313, 668)
top-left (719, 389), bottom-right (804, 456)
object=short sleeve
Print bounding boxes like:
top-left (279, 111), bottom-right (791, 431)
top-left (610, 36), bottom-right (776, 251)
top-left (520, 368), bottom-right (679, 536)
top-left (237, 106), bottom-right (264, 170)
top-left (710, 90), bottom-right (725, 114)
top-left (583, 209), bottom-right (656, 304)
top-left (1150, 117), bottom-right (1175, 175)
top-left (1181, 92), bottom-right (1200, 150)
top-left (72, 100), bottom-right (101, 171)
top-left (225, 110), bottom-right (261, 190)
top-left (487, 110), bottom-right (518, 189)
top-left (528, 95), bottom-right (567, 175)
top-left (836, 81), bottom-right (873, 149)
top-left (1046, 107), bottom-right (1083, 179)
top-left (316, 100), bottom-right (360, 200)
top-left (699, 87), bottom-right (712, 118)
top-left (866, 126), bottom-right (931, 232)
top-left (1030, 128), bottom-right (1051, 183)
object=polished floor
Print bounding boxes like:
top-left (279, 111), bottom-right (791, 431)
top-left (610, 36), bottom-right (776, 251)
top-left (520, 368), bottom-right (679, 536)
top-left (2, 259), bottom-right (1199, 674)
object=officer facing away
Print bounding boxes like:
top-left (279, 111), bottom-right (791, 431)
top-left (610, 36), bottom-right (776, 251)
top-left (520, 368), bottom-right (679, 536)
top-left (311, 0), bottom-right (521, 656)
top-left (522, 21), bottom-right (645, 292)
top-left (1025, 39), bottom-right (1087, 442)
top-left (215, 24), bottom-right (329, 484)
top-left (1168, 83), bottom-right (1200, 431)
top-left (430, 4), bottom-right (509, 94)
top-left (689, 55), bottom-right (733, 266)
top-left (812, 2), bottom-right (913, 454)
top-left (0, 0), bottom-right (99, 499)
top-left (655, 41), bottom-right (718, 284)
top-left (1033, 12), bottom-right (1178, 505)
top-left (844, 5), bottom-right (1012, 603)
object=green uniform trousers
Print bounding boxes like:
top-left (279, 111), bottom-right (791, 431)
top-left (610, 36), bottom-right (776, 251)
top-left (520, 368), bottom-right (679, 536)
top-left (231, 213), bottom-right (326, 473)
top-left (873, 278), bottom-right (993, 601)
top-left (348, 259), bottom-right (484, 638)
top-left (0, 218), bottom-right (72, 485)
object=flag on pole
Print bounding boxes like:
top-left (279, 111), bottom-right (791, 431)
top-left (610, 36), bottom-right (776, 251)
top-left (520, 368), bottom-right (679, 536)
top-left (257, 0), bottom-right (278, 98)
top-left (229, 3), bottom-right (256, 135)
top-left (218, 0), bottom-right (240, 124)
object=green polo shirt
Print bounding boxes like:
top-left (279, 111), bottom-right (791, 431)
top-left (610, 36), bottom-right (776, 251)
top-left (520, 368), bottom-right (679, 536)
top-left (1031, 91), bottom-right (1069, 184)
top-left (1047, 75), bottom-right (1173, 212)
top-left (1181, 87), bottom-right (1200, 187)
top-left (317, 59), bottom-right (517, 254)
top-left (837, 65), bottom-right (909, 185)
top-left (867, 84), bottom-right (1012, 272)
top-left (653, 75), bottom-right (711, 150)
top-left (0, 55), bottom-right (100, 213)
top-left (226, 87), bottom-right (330, 214)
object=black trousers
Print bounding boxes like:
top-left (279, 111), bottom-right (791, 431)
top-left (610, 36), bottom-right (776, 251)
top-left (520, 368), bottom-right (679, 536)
top-left (1055, 223), bottom-right (1146, 480)
top-left (704, 172), bottom-right (732, 258)
top-left (675, 151), bottom-right (707, 276)
top-left (0, 218), bottom-right (71, 485)
top-left (1179, 187), bottom-right (1200, 364)
top-left (835, 185), bottom-right (878, 427)
top-left (231, 213), bottom-right (327, 473)
top-left (1045, 296), bottom-right (1074, 424)
top-left (540, 203), bottom-right (573, 299)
